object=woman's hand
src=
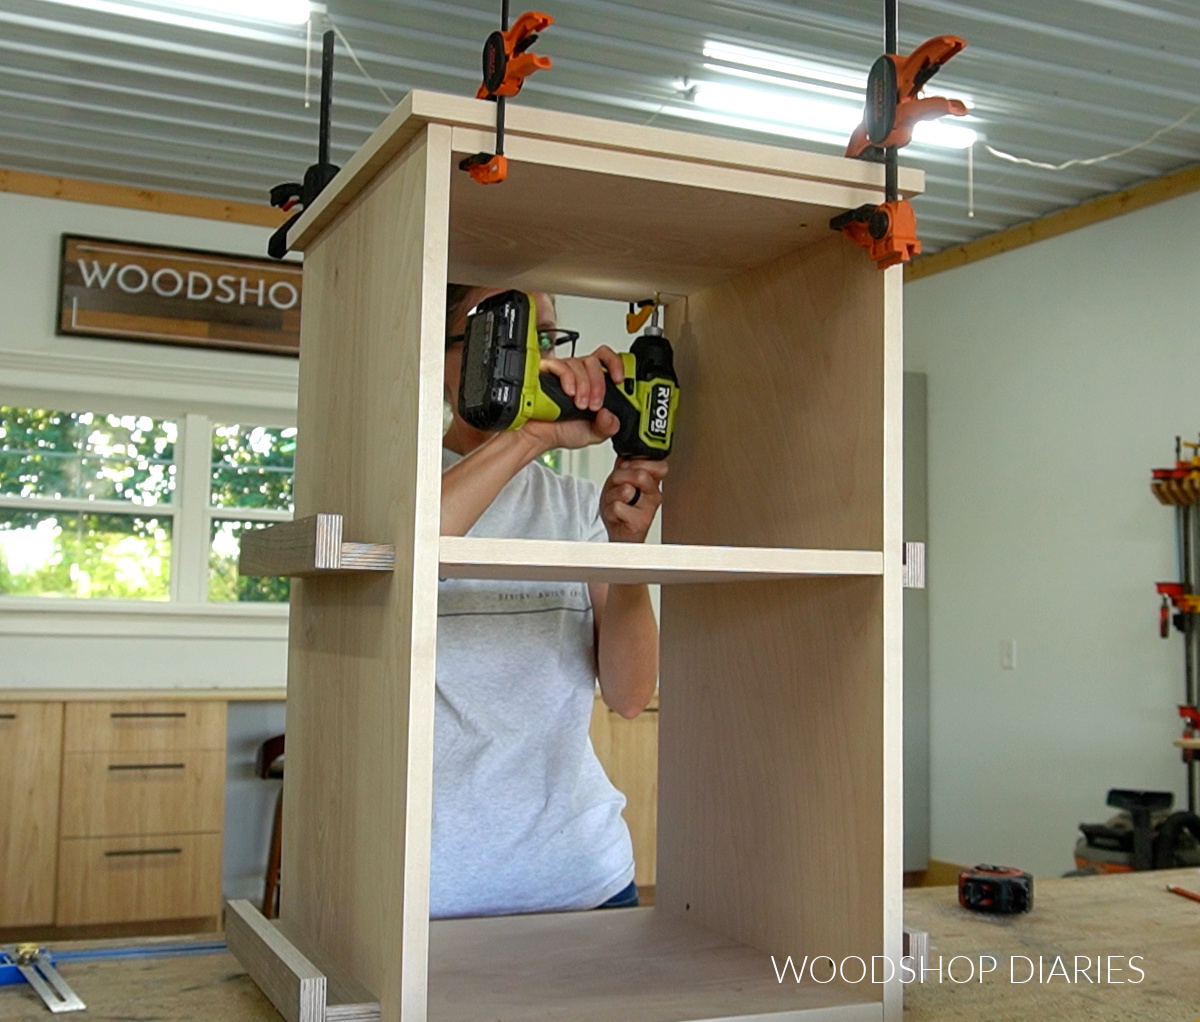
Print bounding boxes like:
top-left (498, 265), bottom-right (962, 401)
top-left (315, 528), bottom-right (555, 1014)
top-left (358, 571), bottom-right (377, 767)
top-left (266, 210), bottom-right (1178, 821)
top-left (520, 345), bottom-right (626, 452)
top-left (600, 457), bottom-right (668, 543)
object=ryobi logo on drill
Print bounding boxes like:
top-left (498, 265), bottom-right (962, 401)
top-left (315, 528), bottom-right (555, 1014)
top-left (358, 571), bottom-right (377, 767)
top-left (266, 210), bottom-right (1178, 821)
top-left (647, 384), bottom-right (672, 440)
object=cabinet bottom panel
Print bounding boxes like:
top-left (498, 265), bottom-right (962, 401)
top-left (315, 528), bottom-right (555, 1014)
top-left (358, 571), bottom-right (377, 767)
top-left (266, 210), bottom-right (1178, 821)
top-left (55, 833), bottom-right (222, 926)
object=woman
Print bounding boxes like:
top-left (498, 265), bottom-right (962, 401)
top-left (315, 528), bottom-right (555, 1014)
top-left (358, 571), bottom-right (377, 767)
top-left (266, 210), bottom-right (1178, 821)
top-left (432, 284), bottom-right (665, 918)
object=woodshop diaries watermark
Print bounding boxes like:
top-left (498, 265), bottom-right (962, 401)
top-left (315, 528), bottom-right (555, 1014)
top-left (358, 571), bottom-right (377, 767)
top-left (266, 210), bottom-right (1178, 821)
top-left (770, 955), bottom-right (1146, 985)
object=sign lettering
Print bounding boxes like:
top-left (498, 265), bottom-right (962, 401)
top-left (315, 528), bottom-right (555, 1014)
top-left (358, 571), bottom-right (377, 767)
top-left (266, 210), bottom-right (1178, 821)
top-left (58, 235), bottom-right (302, 356)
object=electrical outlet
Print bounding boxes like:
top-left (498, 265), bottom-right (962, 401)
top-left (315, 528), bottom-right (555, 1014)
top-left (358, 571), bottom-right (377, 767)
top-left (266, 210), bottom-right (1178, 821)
top-left (1000, 639), bottom-right (1017, 670)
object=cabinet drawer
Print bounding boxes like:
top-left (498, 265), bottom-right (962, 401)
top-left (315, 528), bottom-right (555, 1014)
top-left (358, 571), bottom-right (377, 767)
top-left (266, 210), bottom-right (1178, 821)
top-left (55, 833), bottom-right (222, 926)
top-left (64, 701), bottom-right (226, 753)
top-left (60, 750), bottom-right (225, 839)
top-left (0, 702), bottom-right (63, 928)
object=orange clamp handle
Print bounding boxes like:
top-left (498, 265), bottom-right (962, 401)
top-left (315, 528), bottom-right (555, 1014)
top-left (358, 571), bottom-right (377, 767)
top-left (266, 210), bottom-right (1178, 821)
top-left (476, 11), bottom-right (554, 99)
top-left (845, 35), bottom-right (968, 158)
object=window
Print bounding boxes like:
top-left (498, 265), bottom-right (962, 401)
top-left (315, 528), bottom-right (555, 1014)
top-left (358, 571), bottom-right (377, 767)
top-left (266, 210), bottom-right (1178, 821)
top-left (208, 424), bottom-right (295, 603)
top-left (0, 408), bottom-right (177, 598)
top-left (0, 405), bottom-right (294, 607)
top-left (1, 404), bottom-right (563, 608)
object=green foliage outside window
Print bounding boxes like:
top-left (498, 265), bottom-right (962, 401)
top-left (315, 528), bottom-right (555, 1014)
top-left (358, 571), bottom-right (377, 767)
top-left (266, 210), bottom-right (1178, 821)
top-left (209, 424), bottom-right (296, 604)
top-left (210, 424), bottom-right (295, 512)
top-left (0, 510), bottom-right (171, 598)
top-left (0, 408), bottom-right (175, 504)
top-left (208, 519), bottom-right (290, 603)
top-left (0, 408), bottom-right (176, 599)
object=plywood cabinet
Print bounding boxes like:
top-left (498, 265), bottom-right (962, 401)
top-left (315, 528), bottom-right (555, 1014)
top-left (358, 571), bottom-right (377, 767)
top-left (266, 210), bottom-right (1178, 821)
top-left (0, 702), bottom-right (63, 928)
top-left (253, 90), bottom-right (912, 1022)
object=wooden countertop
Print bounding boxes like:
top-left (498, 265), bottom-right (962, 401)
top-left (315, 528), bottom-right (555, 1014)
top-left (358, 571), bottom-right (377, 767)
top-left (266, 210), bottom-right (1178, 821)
top-left (903, 867), bottom-right (1200, 1020)
top-left (0, 689), bottom-right (285, 702)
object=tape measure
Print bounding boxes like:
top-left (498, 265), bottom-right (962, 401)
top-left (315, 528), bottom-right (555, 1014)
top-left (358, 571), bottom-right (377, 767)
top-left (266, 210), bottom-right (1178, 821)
top-left (957, 864), bottom-right (1033, 914)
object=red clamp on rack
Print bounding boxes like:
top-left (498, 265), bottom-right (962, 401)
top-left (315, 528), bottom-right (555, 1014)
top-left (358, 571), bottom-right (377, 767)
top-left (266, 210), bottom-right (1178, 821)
top-left (460, 6), bottom-right (553, 185)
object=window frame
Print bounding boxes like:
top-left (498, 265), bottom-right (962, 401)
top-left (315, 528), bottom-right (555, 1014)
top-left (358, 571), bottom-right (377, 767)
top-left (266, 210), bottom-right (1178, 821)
top-left (0, 405), bottom-right (294, 624)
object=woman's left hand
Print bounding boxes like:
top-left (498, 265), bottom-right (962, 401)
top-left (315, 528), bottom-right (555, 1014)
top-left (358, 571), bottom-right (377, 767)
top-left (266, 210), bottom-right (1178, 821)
top-left (600, 457), bottom-right (668, 543)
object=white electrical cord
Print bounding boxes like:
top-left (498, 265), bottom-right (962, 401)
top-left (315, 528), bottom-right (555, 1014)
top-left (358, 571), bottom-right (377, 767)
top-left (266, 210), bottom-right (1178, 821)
top-left (326, 17), bottom-right (396, 107)
top-left (985, 102), bottom-right (1200, 171)
top-left (302, 10), bottom-right (397, 109)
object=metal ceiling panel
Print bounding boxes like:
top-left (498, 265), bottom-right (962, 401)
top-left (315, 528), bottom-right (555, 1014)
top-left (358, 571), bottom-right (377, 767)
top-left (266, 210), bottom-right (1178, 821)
top-left (1, 0), bottom-right (1197, 250)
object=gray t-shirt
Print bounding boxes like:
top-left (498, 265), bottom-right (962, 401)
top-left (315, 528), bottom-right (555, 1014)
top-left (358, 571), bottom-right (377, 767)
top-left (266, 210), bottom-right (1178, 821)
top-left (429, 448), bottom-right (635, 918)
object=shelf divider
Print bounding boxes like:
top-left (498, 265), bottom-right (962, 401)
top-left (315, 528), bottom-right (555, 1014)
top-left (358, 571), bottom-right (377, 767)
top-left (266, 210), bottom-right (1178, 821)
top-left (439, 536), bottom-right (883, 585)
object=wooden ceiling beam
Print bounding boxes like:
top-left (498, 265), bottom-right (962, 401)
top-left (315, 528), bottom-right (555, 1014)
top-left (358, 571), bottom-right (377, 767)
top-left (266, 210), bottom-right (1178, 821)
top-left (907, 162), bottom-right (1200, 282)
top-left (0, 166), bottom-right (286, 228)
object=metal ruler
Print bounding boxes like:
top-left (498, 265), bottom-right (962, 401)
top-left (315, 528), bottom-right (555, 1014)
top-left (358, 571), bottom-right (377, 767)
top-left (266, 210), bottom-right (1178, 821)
top-left (0, 945), bottom-right (84, 1013)
top-left (1, 940), bottom-right (226, 1014)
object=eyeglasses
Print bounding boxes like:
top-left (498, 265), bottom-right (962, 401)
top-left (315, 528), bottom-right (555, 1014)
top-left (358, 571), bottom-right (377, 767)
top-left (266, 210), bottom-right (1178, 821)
top-left (536, 329), bottom-right (579, 356)
top-left (445, 328), bottom-right (580, 356)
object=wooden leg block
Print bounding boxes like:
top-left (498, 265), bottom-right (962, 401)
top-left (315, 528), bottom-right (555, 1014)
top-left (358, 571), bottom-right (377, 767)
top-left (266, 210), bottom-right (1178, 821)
top-left (226, 899), bottom-right (381, 1022)
top-left (226, 899), bottom-right (326, 1022)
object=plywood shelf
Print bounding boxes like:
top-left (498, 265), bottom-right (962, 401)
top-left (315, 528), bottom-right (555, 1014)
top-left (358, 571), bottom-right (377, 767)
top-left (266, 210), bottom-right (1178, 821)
top-left (439, 537), bottom-right (883, 584)
top-left (427, 906), bottom-right (880, 1022)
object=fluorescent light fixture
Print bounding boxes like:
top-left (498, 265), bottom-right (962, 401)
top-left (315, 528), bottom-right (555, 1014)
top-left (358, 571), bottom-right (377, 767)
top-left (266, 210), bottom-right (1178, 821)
top-left (694, 39), bottom-right (979, 151)
top-left (180, 0), bottom-right (312, 23)
top-left (703, 40), bottom-right (866, 92)
top-left (692, 81), bottom-right (860, 137)
top-left (35, 0), bottom-right (314, 28)
top-left (912, 120), bottom-right (978, 149)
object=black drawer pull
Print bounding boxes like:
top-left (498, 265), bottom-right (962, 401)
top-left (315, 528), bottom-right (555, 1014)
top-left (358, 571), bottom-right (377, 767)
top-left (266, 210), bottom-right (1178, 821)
top-left (0, 713), bottom-right (15, 720)
top-left (104, 847), bottom-right (183, 858)
top-left (110, 711), bottom-right (187, 719)
top-left (108, 763), bottom-right (186, 772)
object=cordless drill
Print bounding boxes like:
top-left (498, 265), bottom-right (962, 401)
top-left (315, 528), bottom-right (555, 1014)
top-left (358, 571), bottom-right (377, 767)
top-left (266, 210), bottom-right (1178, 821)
top-left (457, 290), bottom-right (679, 460)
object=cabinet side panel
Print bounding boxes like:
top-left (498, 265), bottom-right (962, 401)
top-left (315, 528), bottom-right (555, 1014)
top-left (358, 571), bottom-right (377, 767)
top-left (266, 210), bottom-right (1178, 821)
top-left (662, 234), bottom-right (883, 551)
top-left (657, 577), bottom-right (883, 970)
top-left (0, 702), bottom-right (62, 927)
top-left (281, 125), bottom-right (449, 1022)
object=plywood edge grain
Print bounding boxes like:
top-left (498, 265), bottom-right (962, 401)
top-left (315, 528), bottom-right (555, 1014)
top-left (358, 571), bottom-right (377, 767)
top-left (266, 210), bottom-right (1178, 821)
top-left (226, 900), bottom-right (326, 1022)
top-left (276, 919), bottom-right (382, 1021)
top-left (239, 515), bottom-right (395, 576)
top-left (439, 536), bottom-right (883, 583)
top-left (417, 91), bottom-right (923, 196)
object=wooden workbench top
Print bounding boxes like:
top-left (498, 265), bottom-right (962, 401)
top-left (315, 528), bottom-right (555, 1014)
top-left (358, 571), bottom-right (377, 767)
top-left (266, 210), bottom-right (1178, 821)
top-left (903, 867), bottom-right (1200, 1021)
top-left (0, 935), bottom-right (279, 1022)
top-left (4, 870), bottom-right (1196, 1021)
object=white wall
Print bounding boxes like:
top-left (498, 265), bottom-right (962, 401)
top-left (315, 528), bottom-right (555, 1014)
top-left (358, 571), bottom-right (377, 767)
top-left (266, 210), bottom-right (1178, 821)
top-left (906, 191), bottom-right (1200, 876)
top-left (0, 190), bottom-right (295, 691)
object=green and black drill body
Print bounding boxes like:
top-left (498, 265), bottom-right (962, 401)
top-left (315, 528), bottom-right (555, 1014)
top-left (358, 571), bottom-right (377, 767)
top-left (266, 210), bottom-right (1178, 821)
top-left (457, 290), bottom-right (679, 460)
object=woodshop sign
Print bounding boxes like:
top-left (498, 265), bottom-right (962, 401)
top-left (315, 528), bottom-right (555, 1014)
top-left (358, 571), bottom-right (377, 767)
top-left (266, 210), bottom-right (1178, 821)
top-left (58, 235), bottom-right (301, 356)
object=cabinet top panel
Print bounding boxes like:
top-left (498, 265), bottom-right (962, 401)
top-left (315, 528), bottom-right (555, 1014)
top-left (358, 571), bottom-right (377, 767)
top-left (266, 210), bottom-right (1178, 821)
top-left (288, 91), bottom-right (923, 298)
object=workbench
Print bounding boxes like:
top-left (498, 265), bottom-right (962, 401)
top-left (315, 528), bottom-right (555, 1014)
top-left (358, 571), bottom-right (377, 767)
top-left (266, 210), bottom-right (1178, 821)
top-left (3, 868), bottom-right (1196, 1021)
top-left (904, 867), bottom-right (1200, 1021)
